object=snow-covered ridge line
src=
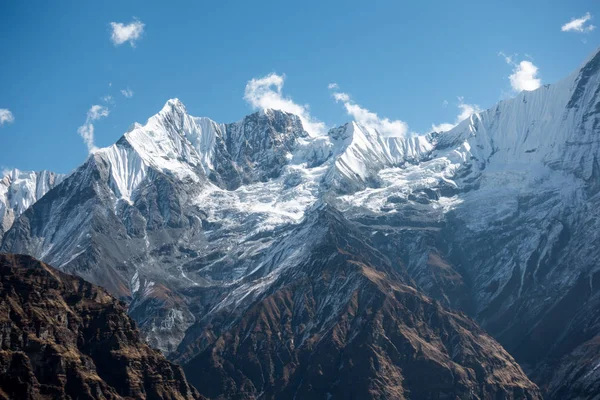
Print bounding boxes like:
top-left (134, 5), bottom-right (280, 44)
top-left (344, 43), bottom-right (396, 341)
top-left (431, 48), bottom-right (600, 182)
top-left (86, 96), bottom-right (437, 204)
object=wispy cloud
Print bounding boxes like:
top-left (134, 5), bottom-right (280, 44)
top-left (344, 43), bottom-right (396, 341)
top-left (121, 88), bottom-right (134, 98)
top-left (432, 97), bottom-right (481, 133)
top-left (329, 83), bottom-right (408, 137)
top-left (244, 73), bottom-right (327, 136)
top-left (561, 12), bottom-right (595, 33)
top-left (101, 95), bottom-right (113, 103)
top-left (0, 109), bottom-right (14, 126)
top-left (77, 105), bottom-right (110, 154)
top-left (499, 52), bottom-right (541, 93)
top-left (110, 18), bottom-right (145, 47)
top-left (333, 92), bottom-right (350, 102)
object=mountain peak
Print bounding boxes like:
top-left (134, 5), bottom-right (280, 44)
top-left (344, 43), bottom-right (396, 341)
top-left (153, 98), bottom-right (189, 126)
top-left (161, 97), bottom-right (187, 113)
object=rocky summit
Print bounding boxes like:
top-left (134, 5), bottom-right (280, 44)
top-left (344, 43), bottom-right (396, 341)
top-left (0, 253), bottom-right (201, 400)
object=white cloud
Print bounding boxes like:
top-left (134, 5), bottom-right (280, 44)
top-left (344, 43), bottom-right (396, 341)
top-left (0, 109), bottom-right (14, 126)
top-left (121, 88), bottom-right (134, 98)
top-left (328, 82), bottom-right (339, 90)
top-left (499, 53), bottom-right (541, 92)
top-left (561, 12), bottom-right (595, 33)
top-left (330, 87), bottom-right (408, 138)
top-left (110, 18), bottom-right (145, 46)
top-left (244, 73), bottom-right (327, 136)
top-left (498, 51), bottom-right (513, 64)
top-left (455, 97), bottom-right (482, 122)
top-left (101, 95), bottom-right (113, 103)
top-left (333, 92), bottom-right (350, 102)
top-left (432, 97), bottom-right (482, 133)
top-left (77, 105), bottom-right (110, 154)
top-left (87, 105), bottom-right (109, 120)
top-left (509, 61), bottom-right (541, 92)
top-left (432, 122), bottom-right (455, 133)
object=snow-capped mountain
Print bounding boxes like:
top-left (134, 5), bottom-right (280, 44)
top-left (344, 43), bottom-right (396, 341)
top-left (336, 49), bottom-right (600, 395)
top-left (0, 168), bottom-right (63, 240)
top-left (1, 99), bottom-right (432, 353)
top-left (3, 49), bottom-right (600, 398)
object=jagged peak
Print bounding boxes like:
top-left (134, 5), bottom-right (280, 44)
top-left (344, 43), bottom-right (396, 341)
top-left (237, 108), bottom-right (304, 129)
top-left (143, 98), bottom-right (191, 133)
top-left (327, 121), bottom-right (356, 141)
top-left (160, 98), bottom-right (188, 114)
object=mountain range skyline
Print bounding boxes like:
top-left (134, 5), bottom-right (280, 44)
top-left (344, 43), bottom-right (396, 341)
top-left (1, 1), bottom-right (598, 175)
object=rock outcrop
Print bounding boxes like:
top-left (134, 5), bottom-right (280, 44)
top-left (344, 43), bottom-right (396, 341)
top-left (0, 253), bottom-right (201, 400)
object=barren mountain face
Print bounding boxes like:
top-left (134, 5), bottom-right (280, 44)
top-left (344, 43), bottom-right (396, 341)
top-left (0, 253), bottom-right (202, 400)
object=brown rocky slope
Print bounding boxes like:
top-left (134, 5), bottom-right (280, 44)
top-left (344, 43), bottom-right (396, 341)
top-left (175, 207), bottom-right (542, 400)
top-left (0, 253), bottom-right (201, 400)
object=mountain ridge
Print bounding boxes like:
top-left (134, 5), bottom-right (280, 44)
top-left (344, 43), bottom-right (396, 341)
top-left (0, 252), bottom-right (202, 400)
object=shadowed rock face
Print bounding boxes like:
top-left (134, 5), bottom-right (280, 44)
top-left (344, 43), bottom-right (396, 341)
top-left (0, 253), bottom-right (202, 400)
top-left (175, 208), bottom-right (542, 400)
top-left (543, 335), bottom-right (600, 399)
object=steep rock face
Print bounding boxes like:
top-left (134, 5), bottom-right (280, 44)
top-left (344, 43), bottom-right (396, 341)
top-left (0, 253), bottom-right (201, 400)
top-left (431, 50), bottom-right (600, 381)
top-left (544, 335), bottom-right (600, 399)
top-left (1, 143), bottom-right (207, 354)
top-left (0, 169), bottom-right (63, 241)
top-left (175, 207), bottom-right (541, 400)
top-left (215, 108), bottom-right (309, 189)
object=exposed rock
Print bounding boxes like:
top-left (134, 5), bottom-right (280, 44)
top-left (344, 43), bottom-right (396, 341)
top-left (176, 207), bottom-right (541, 400)
top-left (0, 253), bottom-right (202, 400)
top-left (544, 336), bottom-right (600, 399)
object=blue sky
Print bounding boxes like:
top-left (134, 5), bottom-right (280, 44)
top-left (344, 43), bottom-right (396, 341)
top-left (1, 0), bottom-right (598, 174)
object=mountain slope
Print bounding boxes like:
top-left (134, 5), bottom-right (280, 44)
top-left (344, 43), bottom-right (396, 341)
top-left (0, 253), bottom-right (201, 400)
top-left (0, 169), bottom-right (63, 241)
top-left (176, 206), bottom-right (541, 399)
